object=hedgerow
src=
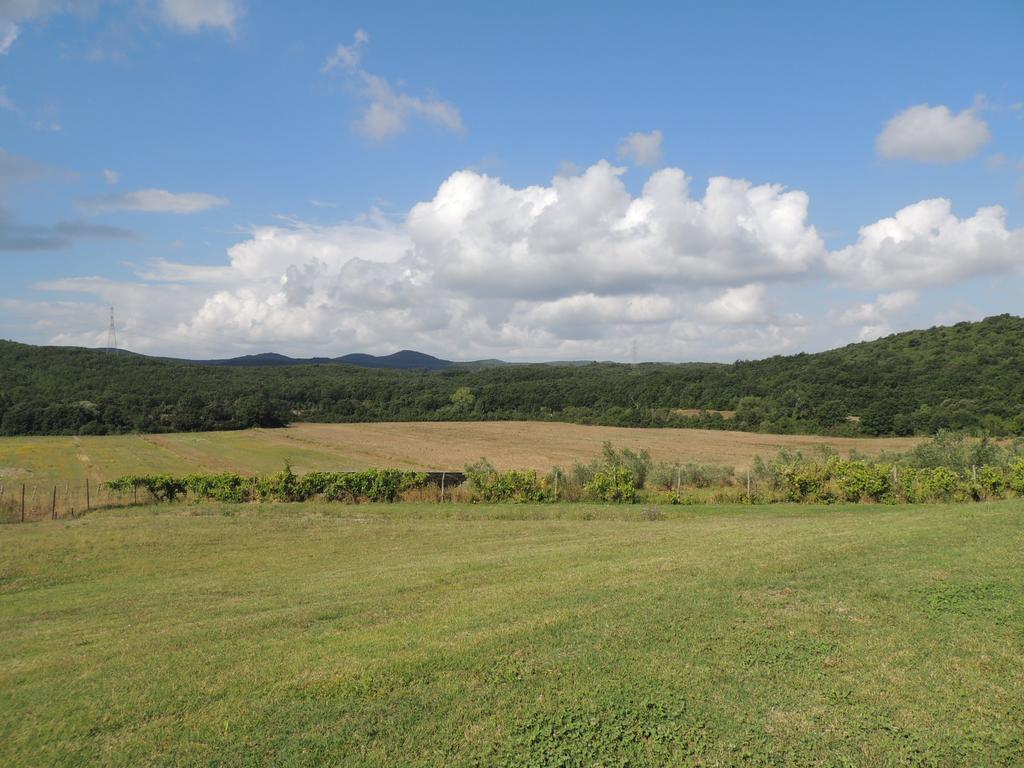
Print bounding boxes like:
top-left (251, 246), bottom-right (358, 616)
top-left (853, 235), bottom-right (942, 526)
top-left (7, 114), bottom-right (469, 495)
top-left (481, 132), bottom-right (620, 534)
top-left (106, 467), bottom-right (429, 504)
top-left (102, 437), bottom-right (1024, 507)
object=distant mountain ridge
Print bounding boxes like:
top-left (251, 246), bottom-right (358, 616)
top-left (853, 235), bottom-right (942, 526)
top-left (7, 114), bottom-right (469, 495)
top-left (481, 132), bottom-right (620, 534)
top-left (196, 349), bottom-right (457, 370)
top-left (166, 349), bottom-right (592, 370)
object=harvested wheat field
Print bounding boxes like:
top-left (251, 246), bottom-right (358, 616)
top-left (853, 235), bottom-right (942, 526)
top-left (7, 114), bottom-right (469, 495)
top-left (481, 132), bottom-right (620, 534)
top-left (281, 421), bottom-right (919, 471)
top-left (0, 422), bottom-right (919, 490)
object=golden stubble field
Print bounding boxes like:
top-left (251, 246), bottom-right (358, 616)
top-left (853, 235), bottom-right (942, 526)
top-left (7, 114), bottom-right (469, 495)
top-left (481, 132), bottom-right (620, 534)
top-left (0, 421), bottom-right (919, 489)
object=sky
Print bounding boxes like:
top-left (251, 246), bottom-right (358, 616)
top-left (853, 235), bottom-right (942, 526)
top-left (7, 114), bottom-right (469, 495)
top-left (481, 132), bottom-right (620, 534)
top-left (1, 0), bottom-right (1022, 362)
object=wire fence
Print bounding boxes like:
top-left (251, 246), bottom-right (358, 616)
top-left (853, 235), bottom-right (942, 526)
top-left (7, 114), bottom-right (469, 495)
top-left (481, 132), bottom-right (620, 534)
top-left (0, 479), bottom-right (152, 523)
top-left (0, 472), bottom-right (472, 523)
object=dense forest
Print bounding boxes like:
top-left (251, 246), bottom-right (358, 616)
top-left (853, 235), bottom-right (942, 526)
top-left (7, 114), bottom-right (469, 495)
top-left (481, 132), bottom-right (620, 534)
top-left (1, 314), bottom-right (1023, 437)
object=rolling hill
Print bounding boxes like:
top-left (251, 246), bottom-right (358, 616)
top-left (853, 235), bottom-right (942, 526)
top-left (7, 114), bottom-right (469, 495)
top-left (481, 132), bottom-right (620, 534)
top-left (1, 314), bottom-right (1022, 437)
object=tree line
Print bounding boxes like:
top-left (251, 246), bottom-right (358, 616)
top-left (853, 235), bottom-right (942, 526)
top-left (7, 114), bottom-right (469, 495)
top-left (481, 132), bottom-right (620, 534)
top-left (2, 314), bottom-right (1023, 438)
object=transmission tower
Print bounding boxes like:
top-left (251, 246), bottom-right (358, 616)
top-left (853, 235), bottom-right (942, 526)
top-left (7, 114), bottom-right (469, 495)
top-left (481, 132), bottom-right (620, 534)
top-left (106, 306), bottom-right (117, 354)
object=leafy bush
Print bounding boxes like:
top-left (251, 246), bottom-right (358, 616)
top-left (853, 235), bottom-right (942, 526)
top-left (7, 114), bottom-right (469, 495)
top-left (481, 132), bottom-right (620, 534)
top-left (649, 461), bottom-right (735, 490)
top-left (1008, 459), bottom-right (1024, 496)
top-left (105, 474), bottom-right (187, 502)
top-left (106, 466), bottom-right (430, 505)
top-left (183, 472), bottom-right (251, 502)
top-left (975, 465), bottom-right (1007, 497)
top-left (586, 467), bottom-right (637, 503)
top-left (917, 466), bottom-right (962, 502)
top-left (322, 469), bottom-right (428, 502)
top-left (465, 459), bottom-right (549, 503)
top-left (833, 461), bottom-right (892, 503)
top-left (573, 442), bottom-right (652, 490)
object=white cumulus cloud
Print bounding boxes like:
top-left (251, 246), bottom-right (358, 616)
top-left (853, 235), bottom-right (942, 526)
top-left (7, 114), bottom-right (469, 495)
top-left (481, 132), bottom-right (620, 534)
top-left (407, 161), bottom-right (824, 298)
top-left (838, 290), bottom-right (918, 325)
top-left (106, 161), bottom-right (824, 358)
top-left (702, 284), bottom-right (771, 324)
top-left (876, 102), bottom-right (991, 163)
top-left (826, 199), bottom-right (1024, 289)
top-left (617, 129), bottom-right (663, 167)
top-left (27, 157), bottom-right (1024, 361)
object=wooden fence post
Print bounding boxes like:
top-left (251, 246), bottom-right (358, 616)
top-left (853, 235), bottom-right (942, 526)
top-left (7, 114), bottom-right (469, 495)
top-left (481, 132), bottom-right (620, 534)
top-left (440, 472), bottom-right (446, 503)
top-left (51, 486), bottom-right (57, 520)
top-left (746, 471), bottom-right (752, 496)
top-left (21, 484), bottom-right (25, 523)
top-left (86, 479), bottom-right (91, 511)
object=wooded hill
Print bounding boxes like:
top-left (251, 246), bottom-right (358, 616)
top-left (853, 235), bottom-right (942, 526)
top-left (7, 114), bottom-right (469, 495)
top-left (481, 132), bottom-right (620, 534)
top-left (1, 314), bottom-right (1022, 437)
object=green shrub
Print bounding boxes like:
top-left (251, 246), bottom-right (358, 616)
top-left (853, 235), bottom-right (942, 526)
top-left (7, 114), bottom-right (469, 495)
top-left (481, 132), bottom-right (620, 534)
top-left (183, 472), bottom-right (251, 502)
top-left (255, 463), bottom-right (304, 502)
top-left (834, 461), bottom-right (892, 503)
top-left (105, 474), bottom-right (187, 502)
top-left (1009, 459), bottom-right (1024, 496)
top-left (975, 465), bottom-right (1007, 497)
top-left (586, 467), bottom-right (637, 503)
top-left (465, 460), bottom-right (549, 503)
top-left (917, 466), bottom-right (963, 502)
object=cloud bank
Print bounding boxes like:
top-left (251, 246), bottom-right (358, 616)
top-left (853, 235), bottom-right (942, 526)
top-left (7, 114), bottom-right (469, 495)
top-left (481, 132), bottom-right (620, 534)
top-left (32, 157), bottom-right (1024, 360)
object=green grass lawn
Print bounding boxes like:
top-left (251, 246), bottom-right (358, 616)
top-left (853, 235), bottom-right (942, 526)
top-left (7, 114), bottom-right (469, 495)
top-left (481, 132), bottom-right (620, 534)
top-left (2, 501), bottom-right (1023, 766)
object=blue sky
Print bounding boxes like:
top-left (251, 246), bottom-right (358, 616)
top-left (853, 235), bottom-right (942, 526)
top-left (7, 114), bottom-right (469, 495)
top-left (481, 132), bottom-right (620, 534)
top-left (1, 0), bottom-right (1022, 361)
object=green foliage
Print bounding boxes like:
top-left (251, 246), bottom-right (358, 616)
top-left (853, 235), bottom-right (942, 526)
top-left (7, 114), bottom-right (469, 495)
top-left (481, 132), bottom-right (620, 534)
top-left (81, 433), bottom-right (1024, 510)
top-left (573, 441), bottom-right (652, 489)
top-left (183, 472), bottom-right (250, 503)
top-left (105, 466), bottom-right (430, 504)
top-left (321, 469), bottom-right (429, 503)
top-left (650, 461), bottom-right (736, 489)
top-left (750, 435), bottom-right (1024, 505)
top-left (105, 474), bottom-right (187, 502)
top-left (896, 430), bottom-right (1024, 472)
top-left (450, 386), bottom-right (475, 415)
top-left (917, 466), bottom-right (962, 502)
top-left (5, 314), bottom-right (1024, 437)
top-left (833, 460), bottom-right (892, 503)
top-left (465, 459), bottom-right (550, 503)
top-left (586, 467), bottom-right (638, 503)
top-left (1007, 459), bottom-right (1024, 496)
top-left (775, 457), bottom-right (835, 503)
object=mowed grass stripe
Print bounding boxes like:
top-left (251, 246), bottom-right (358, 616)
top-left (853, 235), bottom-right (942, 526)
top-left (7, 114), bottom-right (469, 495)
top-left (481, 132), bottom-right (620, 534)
top-left (1, 501), bottom-right (1022, 766)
